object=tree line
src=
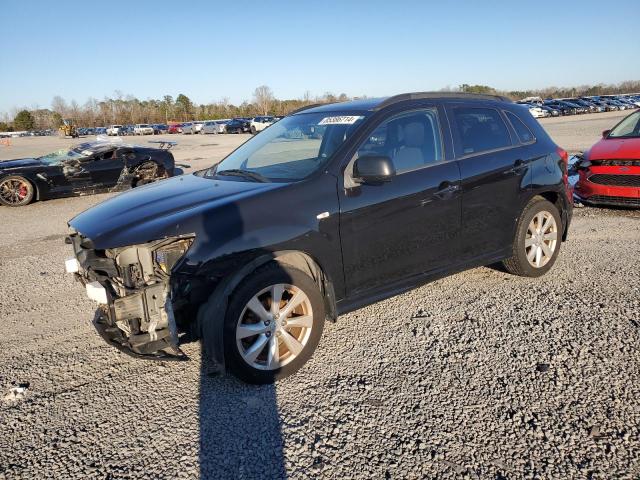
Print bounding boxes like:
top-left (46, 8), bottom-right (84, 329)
top-left (2, 81), bottom-right (639, 132)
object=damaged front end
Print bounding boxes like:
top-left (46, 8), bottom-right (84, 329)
top-left (66, 232), bottom-right (194, 360)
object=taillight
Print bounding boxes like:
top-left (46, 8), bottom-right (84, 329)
top-left (557, 146), bottom-right (573, 198)
top-left (557, 146), bottom-right (569, 172)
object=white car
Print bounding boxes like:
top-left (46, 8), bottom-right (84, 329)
top-left (527, 106), bottom-right (548, 118)
top-left (201, 119), bottom-right (230, 134)
top-left (201, 120), bottom-right (221, 134)
top-left (134, 124), bottom-right (154, 135)
top-left (193, 121), bottom-right (205, 134)
top-left (249, 116), bottom-right (275, 134)
top-left (106, 125), bottom-right (122, 136)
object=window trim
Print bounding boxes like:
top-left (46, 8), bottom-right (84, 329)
top-left (347, 106), bottom-right (447, 179)
top-left (449, 105), bottom-right (517, 159)
top-left (503, 110), bottom-right (536, 145)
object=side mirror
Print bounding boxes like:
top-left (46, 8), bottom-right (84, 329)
top-left (602, 129), bottom-right (611, 138)
top-left (353, 155), bottom-right (396, 184)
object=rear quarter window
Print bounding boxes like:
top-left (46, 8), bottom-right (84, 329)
top-left (505, 111), bottom-right (536, 144)
top-left (453, 107), bottom-right (512, 155)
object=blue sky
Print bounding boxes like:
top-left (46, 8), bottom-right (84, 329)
top-left (1, 0), bottom-right (639, 113)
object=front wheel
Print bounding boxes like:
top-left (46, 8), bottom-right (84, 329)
top-left (0, 176), bottom-right (34, 207)
top-left (502, 198), bottom-right (562, 277)
top-left (221, 263), bottom-right (325, 384)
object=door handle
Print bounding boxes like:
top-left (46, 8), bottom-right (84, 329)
top-left (506, 159), bottom-right (527, 174)
top-left (434, 182), bottom-right (460, 199)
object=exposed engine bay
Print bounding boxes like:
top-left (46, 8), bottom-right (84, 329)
top-left (67, 232), bottom-right (194, 360)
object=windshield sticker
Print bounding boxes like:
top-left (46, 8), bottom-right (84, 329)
top-left (318, 115), bottom-right (363, 125)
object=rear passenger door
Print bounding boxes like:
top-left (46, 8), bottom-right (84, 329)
top-left (446, 104), bottom-right (532, 259)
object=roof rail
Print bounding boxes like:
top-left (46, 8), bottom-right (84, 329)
top-left (374, 92), bottom-right (512, 110)
top-left (288, 103), bottom-right (327, 115)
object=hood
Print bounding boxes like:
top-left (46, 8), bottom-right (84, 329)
top-left (69, 173), bottom-right (283, 248)
top-left (587, 137), bottom-right (640, 160)
top-left (0, 158), bottom-right (42, 170)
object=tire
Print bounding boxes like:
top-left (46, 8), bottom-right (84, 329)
top-left (0, 176), bottom-right (35, 207)
top-left (502, 197), bottom-right (562, 278)
top-left (250, 125), bottom-right (257, 135)
top-left (133, 162), bottom-right (167, 187)
top-left (221, 262), bottom-right (325, 384)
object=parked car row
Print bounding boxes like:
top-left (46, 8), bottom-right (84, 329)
top-left (0, 129), bottom-right (57, 138)
top-left (168, 116), bottom-right (283, 135)
top-left (519, 94), bottom-right (640, 118)
top-left (66, 116), bottom-right (285, 138)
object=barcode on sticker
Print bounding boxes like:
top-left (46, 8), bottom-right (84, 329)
top-left (318, 116), bottom-right (363, 125)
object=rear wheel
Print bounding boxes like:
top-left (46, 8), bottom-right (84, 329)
top-left (133, 162), bottom-right (167, 187)
top-left (0, 176), bottom-right (34, 207)
top-left (222, 263), bottom-right (325, 384)
top-left (250, 125), bottom-right (257, 135)
top-left (502, 198), bottom-right (562, 277)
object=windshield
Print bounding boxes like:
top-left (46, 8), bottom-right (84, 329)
top-left (208, 111), bottom-right (368, 181)
top-left (608, 111), bottom-right (640, 138)
top-left (37, 147), bottom-right (91, 165)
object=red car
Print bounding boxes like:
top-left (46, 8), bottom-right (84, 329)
top-left (575, 110), bottom-right (640, 207)
top-left (167, 123), bottom-right (183, 134)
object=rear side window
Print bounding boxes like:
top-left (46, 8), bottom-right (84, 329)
top-left (453, 107), bottom-right (512, 155)
top-left (505, 111), bottom-right (535, 143)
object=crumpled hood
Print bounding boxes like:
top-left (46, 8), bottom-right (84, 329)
top-left (0, 158), bottom-right (42, 170)
top-left (587, 137), bottom-right (640, 160)
top-left (69, 173), bottom-right (283, 248)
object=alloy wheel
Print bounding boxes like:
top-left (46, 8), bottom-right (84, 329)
top-left (236, 284), bottom-right (313, 370)
top-left (0, 178), bottom-right (30, 205)
top-left (525, 211), bottom-right (558, 268)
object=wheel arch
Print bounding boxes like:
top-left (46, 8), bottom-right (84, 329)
top-left (531, 190), bottom-right (570, 241)
top-left (195, 249), bottom-right (337, 373)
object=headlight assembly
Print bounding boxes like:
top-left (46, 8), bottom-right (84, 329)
top-left (154, 237), bottom-right (194, 274)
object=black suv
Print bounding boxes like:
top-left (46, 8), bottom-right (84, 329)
top-left (66, 93), bottom-right (573, 383)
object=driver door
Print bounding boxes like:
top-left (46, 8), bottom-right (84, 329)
top-left (338, 106), bottom-right (462, 297)
top-left (84, 149), bottom-right (126, 187)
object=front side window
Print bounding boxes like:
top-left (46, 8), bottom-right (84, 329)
top-left (210, 112), bottom-right (368, 181)
top-left (505, 111), bottom-right (535, 144)
top-left (608, 111), bottom-right (640, 138)
top-left (355, 108), bottom-right (443, 174)
top-left (453, 107), bottom-right (512, 155)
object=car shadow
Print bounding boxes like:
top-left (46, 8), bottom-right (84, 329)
top-left (195, 186), bottom-right (287, 479)
top-left (199, 358), bottom-right (286, 479)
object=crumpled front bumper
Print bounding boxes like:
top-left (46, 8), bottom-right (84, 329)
top-left (74, 273), bottom-right (187, 361)
top-left (67, 234), bottom-right (188, 361)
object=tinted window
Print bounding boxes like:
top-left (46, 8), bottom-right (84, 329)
top-left (453, 107), bottom-right (512, 155)
top-left (505, 111), bottom-right (535, 143)
top-left (355, 108), bottom-right (443, 174)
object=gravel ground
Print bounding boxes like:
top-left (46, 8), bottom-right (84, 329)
top-left (1, 114), bottom-right (639, 479)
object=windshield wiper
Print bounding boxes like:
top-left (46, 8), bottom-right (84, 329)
top-left (215, 168), bottom-right (270, 183)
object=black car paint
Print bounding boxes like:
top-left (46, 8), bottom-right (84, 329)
top-left (225, 118), bottom-right (250, 133)
top-left (69, 95), bottom-right (572, 366)
top-left (0, 145), bottom-right (175, 201)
